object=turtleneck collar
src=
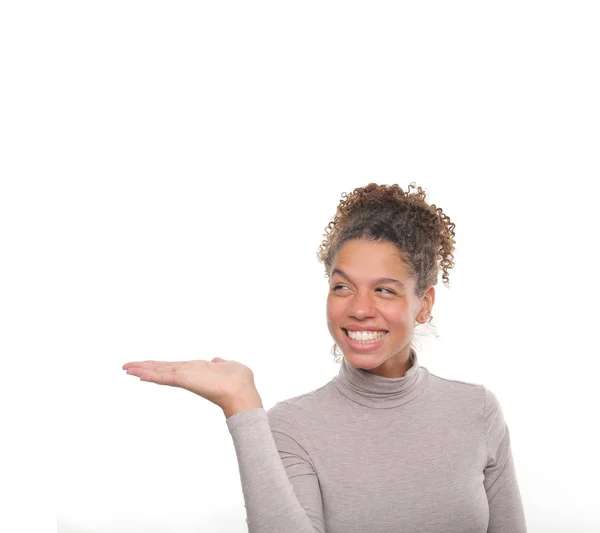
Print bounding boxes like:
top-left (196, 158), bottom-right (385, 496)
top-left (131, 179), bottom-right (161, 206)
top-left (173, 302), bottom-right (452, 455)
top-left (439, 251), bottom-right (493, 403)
top-left (331, 349), bottom-right (429, 409)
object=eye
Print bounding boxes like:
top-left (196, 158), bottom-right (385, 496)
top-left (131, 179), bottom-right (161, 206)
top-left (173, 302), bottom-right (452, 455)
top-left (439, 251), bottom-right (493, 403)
top-left (332, 285), bottom-right (395, 295)
top-left (377, 287), bottom-right (395, 295)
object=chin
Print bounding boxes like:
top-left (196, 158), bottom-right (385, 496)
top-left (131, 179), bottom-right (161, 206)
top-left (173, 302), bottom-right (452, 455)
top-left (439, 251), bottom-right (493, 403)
top-left (344, 351), bottom-right (384, 367)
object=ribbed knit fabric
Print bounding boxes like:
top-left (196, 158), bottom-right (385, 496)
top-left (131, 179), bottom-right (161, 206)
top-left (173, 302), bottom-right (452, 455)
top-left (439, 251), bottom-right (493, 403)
top-left (226, 350), bottom-right (526, 533)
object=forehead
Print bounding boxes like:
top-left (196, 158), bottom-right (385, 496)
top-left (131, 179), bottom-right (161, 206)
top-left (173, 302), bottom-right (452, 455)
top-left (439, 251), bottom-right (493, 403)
top-left (332, 239), bottom-right (410, 279)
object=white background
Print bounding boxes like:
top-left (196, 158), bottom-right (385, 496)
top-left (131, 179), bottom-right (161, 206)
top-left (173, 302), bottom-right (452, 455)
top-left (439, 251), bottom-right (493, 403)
top-left (1, 1), bottom-right (599, 532)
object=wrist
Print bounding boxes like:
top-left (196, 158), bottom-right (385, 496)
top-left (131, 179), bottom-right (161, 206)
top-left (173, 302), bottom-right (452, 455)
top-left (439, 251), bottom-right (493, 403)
top-left (222, 389), bottom-right (263, 419)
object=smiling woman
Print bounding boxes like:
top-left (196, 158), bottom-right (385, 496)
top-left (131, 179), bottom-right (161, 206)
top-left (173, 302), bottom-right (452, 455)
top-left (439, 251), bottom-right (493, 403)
top-left (123, 182), bottom-right (527, 533)
top-left (315, 183), bottom-right (454, 378)
top-left (224, 183), bottom-right (527, 532)
top-left (326, 238), bottom-right (433, 378)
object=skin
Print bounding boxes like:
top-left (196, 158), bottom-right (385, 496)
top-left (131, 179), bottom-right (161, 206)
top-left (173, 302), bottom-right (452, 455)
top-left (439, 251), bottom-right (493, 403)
top-left (326, 238), bottom-right (435, 378)
top-left (122, 356), bottom-right (263, 418)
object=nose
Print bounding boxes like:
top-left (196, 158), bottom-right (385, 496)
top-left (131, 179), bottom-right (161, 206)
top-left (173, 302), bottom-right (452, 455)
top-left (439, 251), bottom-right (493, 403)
top-left (348, 290), bottom-right (376, 319)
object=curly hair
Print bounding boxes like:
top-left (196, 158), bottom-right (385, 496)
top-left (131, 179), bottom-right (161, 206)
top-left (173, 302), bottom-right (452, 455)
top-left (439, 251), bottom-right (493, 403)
top-left (316, 182), bottom-right (456, 362)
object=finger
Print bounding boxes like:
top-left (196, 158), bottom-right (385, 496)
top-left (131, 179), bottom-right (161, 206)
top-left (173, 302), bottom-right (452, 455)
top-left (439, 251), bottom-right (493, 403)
top-left (125, 365), bottom-right (187, 385)
top-left (130, 366), bottom-right (174, 379)
top-left (138, 370), bottom-right (186, 388)
top-left (124, 367), bottom-right (147, 378)
top-left (143, 362), bottom-right (192, 376)
top-left (123, 361), bottom-right (186, 371)
top-left (123, 360), bottom-right (163, 370)
top-left (124, 364), bottom-right (189, 380)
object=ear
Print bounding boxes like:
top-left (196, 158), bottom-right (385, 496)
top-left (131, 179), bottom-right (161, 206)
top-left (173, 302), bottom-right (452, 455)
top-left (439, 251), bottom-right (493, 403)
top-left (421, 285), bottom-right (435, 316)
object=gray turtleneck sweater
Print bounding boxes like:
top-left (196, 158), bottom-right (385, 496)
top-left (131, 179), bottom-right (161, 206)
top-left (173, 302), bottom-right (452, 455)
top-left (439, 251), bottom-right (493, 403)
top-left (226, 351), bottom-right (527, 532)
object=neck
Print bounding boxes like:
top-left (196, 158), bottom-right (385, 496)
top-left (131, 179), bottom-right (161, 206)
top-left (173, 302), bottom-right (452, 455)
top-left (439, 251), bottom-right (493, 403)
top-left (347, 347), bottom-right (414, 378)
top-left (332, 348), bottom-right (429, 409)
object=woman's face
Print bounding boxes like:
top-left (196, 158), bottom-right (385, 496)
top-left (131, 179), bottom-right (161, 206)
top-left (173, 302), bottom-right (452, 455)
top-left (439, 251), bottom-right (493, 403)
top-left (326, 239), bottom-right (435, 378)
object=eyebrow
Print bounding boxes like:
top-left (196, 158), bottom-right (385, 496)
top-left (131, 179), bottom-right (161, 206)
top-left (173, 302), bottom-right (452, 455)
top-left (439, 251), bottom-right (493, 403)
top-left (331, 268), bottom-right (405, 288)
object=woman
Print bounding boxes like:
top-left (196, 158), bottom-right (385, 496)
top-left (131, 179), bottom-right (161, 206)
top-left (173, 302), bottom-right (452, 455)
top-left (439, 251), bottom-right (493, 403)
top-left (123, 183), bottom-right (527, 532)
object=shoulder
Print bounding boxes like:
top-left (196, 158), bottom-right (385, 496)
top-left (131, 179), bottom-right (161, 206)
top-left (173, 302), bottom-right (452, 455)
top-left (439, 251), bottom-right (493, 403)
top-left (428, 370), bottom-right (486, 404)
top-left (427, 372), bottom-right (508, 443)
top-left (426, 371), bottom-right (506, 422)
top-left (428, 369), bottom-right (484, 390)
top-left (266, 381), bottom-right (333, 430)
top-left (427, 373), bottom-right (506, 426)
top-left (429, 370), bottom-right (504, 403)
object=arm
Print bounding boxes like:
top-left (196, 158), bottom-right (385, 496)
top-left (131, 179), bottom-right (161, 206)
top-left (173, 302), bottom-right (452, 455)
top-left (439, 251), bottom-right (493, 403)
top-left (483, 387), bottom-right (527, 533)
top-left (225, 398), bottom-right (325, 533)
top-left (222, 388), bottom-right (264, 419)
top-left (122, 359), bottom-right (324, 532)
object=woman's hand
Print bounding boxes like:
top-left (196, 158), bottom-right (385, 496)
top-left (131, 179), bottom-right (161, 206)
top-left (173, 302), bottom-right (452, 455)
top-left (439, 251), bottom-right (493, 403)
top-left (122, 357), bottom-right (260, 413)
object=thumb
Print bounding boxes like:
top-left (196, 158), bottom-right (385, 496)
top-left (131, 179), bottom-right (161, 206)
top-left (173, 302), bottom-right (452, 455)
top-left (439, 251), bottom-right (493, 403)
top-left (211, 357), bottom-right (227, 363)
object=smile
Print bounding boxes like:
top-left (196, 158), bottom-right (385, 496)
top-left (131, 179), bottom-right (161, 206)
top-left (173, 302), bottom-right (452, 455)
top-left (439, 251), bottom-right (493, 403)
top-left (343, 328), bottom-right (388, 343)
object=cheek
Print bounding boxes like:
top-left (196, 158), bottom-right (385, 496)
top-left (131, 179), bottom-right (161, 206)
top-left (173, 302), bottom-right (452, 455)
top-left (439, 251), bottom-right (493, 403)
top-left (381, 305), bottom-right (411, 326)
top-left (326, 297), bottom-right (344, 325)
top-left (325, 298), bottom-right (336, 319)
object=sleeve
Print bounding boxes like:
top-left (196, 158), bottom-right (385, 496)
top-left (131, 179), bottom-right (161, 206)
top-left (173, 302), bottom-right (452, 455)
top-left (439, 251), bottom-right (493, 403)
top-left (482, 387), bottom-right (527, 533)
top-left (226, 402), bottom-right (325, 533)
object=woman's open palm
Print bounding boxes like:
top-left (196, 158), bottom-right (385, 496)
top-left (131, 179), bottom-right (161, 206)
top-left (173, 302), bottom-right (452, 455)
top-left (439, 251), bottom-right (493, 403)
top-left (122, 357), bottom-right (257, 409)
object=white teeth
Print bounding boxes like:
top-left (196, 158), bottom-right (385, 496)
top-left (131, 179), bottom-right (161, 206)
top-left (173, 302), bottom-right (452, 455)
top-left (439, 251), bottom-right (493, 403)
top-left (346, 330), bottom-right (387, 342)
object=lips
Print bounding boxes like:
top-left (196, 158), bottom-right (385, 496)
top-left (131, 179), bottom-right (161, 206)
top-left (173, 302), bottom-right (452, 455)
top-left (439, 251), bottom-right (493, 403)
top-left (341, 328), bottom-right (388, 352)
top-left (342, 328), bottom-right (388, 334)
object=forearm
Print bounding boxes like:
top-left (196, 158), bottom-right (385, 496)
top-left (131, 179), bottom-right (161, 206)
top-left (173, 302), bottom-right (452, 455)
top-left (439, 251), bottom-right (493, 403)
top-left (225, 407), bottom-right (321, 533)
